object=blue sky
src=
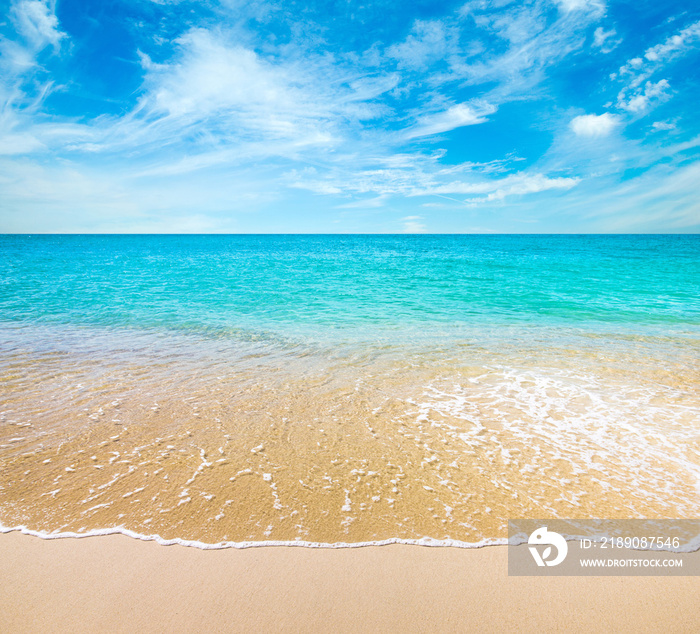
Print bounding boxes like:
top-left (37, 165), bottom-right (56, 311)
top-left (0, 0), bottom-right (699, 233)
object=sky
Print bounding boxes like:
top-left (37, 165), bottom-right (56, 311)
top-left (0, 0), bottom-right (699, 233)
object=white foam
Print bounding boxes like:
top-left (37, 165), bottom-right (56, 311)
top-left (411, 365), bottom-right (700, 516)
top-left (122, 487), bottom-right (145, 499)
top-left (341, 489), bottom-right (352, 512)
top-left (6, 518), bottom-right (695, 553)
top-left (0, 523), bottom-right (506, 550)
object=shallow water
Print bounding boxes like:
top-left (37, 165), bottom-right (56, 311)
top-left (1, 235), bottom-right (699, 546)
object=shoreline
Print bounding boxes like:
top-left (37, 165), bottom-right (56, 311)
top-left (2, 531), bottom-right (699, 632)
top-left (0, 524), bottom-right (506, 550)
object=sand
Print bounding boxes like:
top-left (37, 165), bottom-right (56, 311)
top-left (1, 532), bottom-right (698, 633)
top-left (4, 349), bottom-right (699, 546)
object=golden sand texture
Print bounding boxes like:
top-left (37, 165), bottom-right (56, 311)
top-left (2, 341), bottom-right (699, 545)
top-left (1, 532), bottom-right (699, 633)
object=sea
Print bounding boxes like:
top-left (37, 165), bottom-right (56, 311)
top-left (1, 234), bottom-right (698, 548)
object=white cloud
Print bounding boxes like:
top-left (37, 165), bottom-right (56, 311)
top-left (592, 26), bottom-right (619, 53)
top-left (445, 0), bottom-right (606, 104)
top-left (614, 20), bottom-right (700, 103)
top-left (0, 1), bottom-right (611, 174)
top-left (0, 132), bottom-right (46, 155)
top-left (10, 0), bottom-right (65, 51)
top-left (1, 1), bottom-right (65, 78)
top-left (482, 173), bottom-right (579, 201)
top-left (0, 38), bottom-right (37, 72)
top-left (651, 120), bottom-right (676, 132)
top-left (0, 1), bottom-right (71, 159)
top-left (472, 4), bottom-right (546, 45)
top-left (570, 112), bottom-right (619, 137)
top-left (643, 20), bottom-right (700, 63)
top-left (135, 29), bottom-right (350, 146)
top-left (0, 154), bottom-right (280, 232)
top-left (387, 20), bottom-right (454, 70)
top-left (285, 147), bottom-right (578, 208)
top-left (146, 33), bottom-right (291, 119)
top-left (428, 173), bottom-right (579, 202)
top-left (662, 134), bottom-right (700, 156)
top-left (593, 27), bottom-right (612, 47)
top-left (555, 0), bottom-right (605, 15)
top-left (401, 215), bottom-right (426, 233)
top-left (46, 27), bottom-right (398, 166)
top-left (581, 161), bottom-right (700, 231)
top-left (0, 97), bottom-right (96, 157)
top-left (288, 177), bottom-right (343, 195)
top-left (618, 79), bottom-right (670, 113)
top-left (335, 195), bottom-right (387, 209)
top-left (405, 101), bottom-right (496, 139)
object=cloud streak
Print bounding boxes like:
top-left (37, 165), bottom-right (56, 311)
top-left (404, 101), bottom-right (497, 139)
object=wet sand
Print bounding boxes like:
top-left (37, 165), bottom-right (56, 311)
top-left (3, 340), bottom-right (699, 546)
top-left (1, 532), bottom-right (698, 633)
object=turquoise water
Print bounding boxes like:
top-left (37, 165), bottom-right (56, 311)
top-left (1, 235), bottom-right (698, 347)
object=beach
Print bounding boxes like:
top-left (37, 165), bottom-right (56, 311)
top-left (1, 235), bottom-right (699, 630)
top-left (3, 0), bottom-right (700, 626)
top-left (2, 235), bottom-right (699, 547)
top-left (2, 532), bottom-right (699, 632)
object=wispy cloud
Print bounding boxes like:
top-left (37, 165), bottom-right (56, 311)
top-left (582, 161), bottom-right (700, 232)
top-left (112, 28), bottom-right (394, 160)
top-left (0, 1), bottom-right (71, 157)
top-left (555, 0), bottom-right (605, 15)
top-left (651, 120), bottom-right (676, 132)
top-left (9, 0), bottom-right (65, 53)
top-left (420, 173), bottom-right (580, 203)
top-left (387, 20), bottom-right (456, 71)
top-left (592, 26), bottom-right (619, 53)
top-left (446, 0), bottom-right (606, 102)
top-left (404, 101), bottom-right (496, 139)
top-left (401, 215), bottom-right (426, 233)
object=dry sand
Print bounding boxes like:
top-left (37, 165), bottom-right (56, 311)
top-left (1, 532), bottom-right (698, 633)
